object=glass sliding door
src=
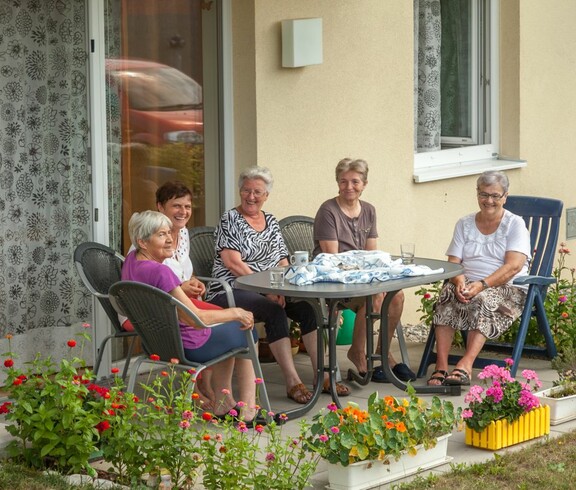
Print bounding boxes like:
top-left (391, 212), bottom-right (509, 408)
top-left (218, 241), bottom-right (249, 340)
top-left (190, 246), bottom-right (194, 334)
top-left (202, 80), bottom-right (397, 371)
top-left (104, 0), bottom-right (216, 253)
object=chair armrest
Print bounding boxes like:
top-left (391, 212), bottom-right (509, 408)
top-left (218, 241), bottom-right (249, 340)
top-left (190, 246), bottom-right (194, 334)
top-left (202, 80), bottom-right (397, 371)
top-left (513, 275), bottom-right (556, 287)
top-left (196, 276), bottom-right (236, 308)
top-left (169, 294), bottom-right (226, 329)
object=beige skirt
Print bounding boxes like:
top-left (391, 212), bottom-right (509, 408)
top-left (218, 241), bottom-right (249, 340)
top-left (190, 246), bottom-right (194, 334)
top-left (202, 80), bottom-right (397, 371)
top-left (432, 278), bottom-right (527, 340)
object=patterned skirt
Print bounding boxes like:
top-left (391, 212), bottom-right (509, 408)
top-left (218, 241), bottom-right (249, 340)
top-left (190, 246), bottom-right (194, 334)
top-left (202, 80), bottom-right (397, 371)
top-left (432, 278), bottom-right (527, 340)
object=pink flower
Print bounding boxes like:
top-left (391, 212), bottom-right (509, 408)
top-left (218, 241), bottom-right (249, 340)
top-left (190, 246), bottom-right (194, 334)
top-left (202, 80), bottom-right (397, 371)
top-left (182, 410), bottom-right (193, 420)
top-left (486, 383), bottom-right (503, 403)
top-left (278, 413), bottom-right (288, 422)
top-left (221, 388), bottom-right (230, 395)
top-left (559, 295), bottom-right (568, 303)
top-left (464, 385), bottom-right (484, 404)
top-left (236, 401), bottom-right (246, 408)
top-left (82, 322), bottom-right (91, 328)
top-left (504, 358), bottom-right (514, 366)
top-left (265, 452), bottom-right (276, 461)
top-left (319, 434), bottom-right (329, 442)
top-left (521, 369), bottom-right (540, 384)
top-left (236, 422), bottom-right (248, 433)
top-left (255, 424), bottom-right (265, 433)
top-left (518, 390), bottom-right (540, 412)
top-left (327, 403), bottom-right (338, 412)
top-left (228, 408), bottom-right (238, 417)
top-left (254, 377), bottom-right (264, 384)
top-left (330, 426), bottom-right (340, 434)
top-left (462, 409), bottom-right (474, 419)
top-left (179, 420), bottom-right (191, 429)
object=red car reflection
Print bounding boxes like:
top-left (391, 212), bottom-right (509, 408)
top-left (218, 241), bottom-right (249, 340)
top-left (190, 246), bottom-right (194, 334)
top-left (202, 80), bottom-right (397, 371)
top-left (106, 58), bottom-right (203, 146)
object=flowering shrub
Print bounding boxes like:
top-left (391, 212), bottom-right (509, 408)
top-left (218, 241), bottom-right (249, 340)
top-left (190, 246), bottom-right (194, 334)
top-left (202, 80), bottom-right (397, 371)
top-left (1, 329), bottom-right (103, 477)
top-left (549, 344), bottom-right (576, 398)
top-left (462, 360), bottom-right (542, 433)
top-left (414, 281), bottom-right (443, 327)
top-left (306, 386), bottom-right (461, 466)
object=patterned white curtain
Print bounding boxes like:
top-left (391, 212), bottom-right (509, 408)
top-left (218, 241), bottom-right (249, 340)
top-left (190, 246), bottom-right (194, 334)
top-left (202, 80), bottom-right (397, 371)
top-left (0, 0), bottom-right (93, 376)
top-left (414, 0), bottom-right (442, 152)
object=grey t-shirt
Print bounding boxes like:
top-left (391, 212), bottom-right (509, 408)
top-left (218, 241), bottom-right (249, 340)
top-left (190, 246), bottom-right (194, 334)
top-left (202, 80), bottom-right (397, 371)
top-left (313, 198), bottom-right (378, 257)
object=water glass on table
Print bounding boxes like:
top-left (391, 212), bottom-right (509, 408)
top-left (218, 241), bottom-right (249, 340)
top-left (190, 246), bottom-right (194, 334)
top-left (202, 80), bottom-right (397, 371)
top-left (270, 267), bottom-right (285, 288)
top-left (401, 243), bottom-right (415, 264)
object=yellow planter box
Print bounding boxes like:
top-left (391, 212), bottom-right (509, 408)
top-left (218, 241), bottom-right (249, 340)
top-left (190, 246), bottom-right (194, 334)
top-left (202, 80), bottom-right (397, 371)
top-left (465, 405), bottom-right (550, 450)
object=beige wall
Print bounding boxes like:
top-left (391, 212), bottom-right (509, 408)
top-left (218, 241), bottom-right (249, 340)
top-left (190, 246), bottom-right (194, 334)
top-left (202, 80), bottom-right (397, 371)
top-left (232, 0), bottom-right (576, 324)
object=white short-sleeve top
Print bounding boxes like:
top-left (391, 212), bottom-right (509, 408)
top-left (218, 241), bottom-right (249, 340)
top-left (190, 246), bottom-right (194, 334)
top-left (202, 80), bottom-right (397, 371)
top-left (446, 210), bottom-right (531, 282)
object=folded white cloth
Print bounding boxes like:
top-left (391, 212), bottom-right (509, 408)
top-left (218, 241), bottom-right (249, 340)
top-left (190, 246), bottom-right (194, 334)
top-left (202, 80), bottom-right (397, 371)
top-left (285, 250), bottom-right (444, 286)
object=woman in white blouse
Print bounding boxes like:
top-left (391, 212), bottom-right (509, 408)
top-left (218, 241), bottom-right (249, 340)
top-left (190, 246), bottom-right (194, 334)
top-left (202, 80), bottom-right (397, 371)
top-left (428, 171), bottom-right (531, 387)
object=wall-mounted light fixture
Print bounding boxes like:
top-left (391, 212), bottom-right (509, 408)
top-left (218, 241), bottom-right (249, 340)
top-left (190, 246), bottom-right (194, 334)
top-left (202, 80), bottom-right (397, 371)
top-left (281, 18), bottom-right (323, 68)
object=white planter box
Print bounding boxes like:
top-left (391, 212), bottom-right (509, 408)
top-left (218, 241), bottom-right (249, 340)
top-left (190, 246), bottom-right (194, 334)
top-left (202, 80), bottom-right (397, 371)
top-left (327, 434), bottom-right (451, 490)
top-left (535, 386), bottom-right (576, 425)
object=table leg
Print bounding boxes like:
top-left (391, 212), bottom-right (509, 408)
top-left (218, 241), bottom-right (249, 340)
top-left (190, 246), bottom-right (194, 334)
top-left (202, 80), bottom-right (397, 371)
top-left (379, 290), bottom-right (461, 395)
top-left (347, 295), bottom-right (374, 385)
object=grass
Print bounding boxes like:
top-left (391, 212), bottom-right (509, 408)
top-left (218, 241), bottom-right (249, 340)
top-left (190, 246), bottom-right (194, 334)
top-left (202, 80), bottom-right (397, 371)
top-left (395, 429), bottom-right (576, 490)
top-left (0, 463), bottom-right (107, 490)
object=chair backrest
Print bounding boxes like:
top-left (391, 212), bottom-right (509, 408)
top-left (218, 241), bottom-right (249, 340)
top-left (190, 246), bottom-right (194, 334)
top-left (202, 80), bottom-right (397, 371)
top-left (504, 195), bottom-right (564, 277)
top-left (74, 242), bottom-right (125, 332)
top-left (278, 215), bottom-right (315, 256)
top-left (109, 281), bottom-right (192, 362)
top-left (189, 226), bottom-right (217, 277)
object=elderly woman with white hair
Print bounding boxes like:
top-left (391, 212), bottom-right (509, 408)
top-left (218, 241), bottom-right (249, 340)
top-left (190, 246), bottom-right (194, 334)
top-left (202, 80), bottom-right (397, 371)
top-left (122, 210), bottom-right (258, 423)
top-left (206, 166), bottom-right (350, 403)
top-left (427, 170), bottom-right (531, 387)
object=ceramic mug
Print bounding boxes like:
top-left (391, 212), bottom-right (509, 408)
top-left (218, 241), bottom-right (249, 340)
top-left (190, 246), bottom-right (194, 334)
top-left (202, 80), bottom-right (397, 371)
top-left (290, 251), bottom-right (309, 266)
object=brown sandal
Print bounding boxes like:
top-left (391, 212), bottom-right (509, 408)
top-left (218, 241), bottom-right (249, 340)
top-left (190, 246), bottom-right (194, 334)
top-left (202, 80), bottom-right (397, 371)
top-left (287, 383), bottom-right (313, 404)
top-left (319, 380), bottom-right (351, 397)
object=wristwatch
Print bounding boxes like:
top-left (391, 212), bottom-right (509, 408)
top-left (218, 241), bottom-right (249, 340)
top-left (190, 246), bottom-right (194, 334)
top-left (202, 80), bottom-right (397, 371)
top-left (480, 279), bottom-right (489, 290)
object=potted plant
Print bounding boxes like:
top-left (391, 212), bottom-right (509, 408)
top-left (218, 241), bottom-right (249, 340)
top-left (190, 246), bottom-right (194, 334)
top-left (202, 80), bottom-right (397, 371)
top-left (289, 321), bottom-right (301, 356)
top-left (535, 346), bottom-right (576, 425)
top-left (463, 360), bottom-right (550, 450)
top-left (305, 386), bottom-right (461, 489)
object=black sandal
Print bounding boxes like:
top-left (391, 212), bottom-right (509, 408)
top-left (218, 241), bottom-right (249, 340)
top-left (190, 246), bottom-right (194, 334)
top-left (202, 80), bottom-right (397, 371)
top-left (427, 370), bottom-right (448, 386)
top-left (444, 368), bottom-right (471, 386)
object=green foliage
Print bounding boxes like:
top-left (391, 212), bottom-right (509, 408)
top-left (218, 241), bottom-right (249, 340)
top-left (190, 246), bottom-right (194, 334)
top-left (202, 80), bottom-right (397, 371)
top-left (1, 331), bottom-right (101, 477)
top-left (305, 386), bottom-right (461, 467)
top-left (414, 281), bottom-right (443, 327)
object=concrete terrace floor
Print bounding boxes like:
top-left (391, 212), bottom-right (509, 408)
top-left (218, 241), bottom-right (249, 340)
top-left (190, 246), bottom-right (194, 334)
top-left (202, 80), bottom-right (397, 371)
top-left (1, 338), bottom-right (575, 489)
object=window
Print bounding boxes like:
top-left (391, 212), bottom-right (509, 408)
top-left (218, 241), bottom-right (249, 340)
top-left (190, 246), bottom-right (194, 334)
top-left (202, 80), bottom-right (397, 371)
top-left (413, 0), bottom-right (525, 183)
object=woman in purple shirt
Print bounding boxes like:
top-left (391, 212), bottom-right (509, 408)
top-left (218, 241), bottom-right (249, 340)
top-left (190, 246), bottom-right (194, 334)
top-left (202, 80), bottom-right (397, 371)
top-left (123, 210), bottom-right (258, 422)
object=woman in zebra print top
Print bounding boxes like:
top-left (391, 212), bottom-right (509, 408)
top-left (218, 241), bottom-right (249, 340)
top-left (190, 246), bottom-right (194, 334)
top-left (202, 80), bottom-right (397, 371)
top-left (206, 166), bottom-right (350, 403)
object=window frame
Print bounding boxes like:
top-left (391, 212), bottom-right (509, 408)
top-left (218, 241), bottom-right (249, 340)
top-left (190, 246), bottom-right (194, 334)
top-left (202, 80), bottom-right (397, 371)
top-left (413, 0), bottom-right (526, 183)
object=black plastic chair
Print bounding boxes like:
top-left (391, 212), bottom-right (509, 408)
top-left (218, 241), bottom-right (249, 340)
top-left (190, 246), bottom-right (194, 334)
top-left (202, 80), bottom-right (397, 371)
top-left (417, 195), bottom-right (563, 378)
top-left (278, 215), bottom-right (411, 371)
top-left (108, 280), bottom-right (271, 416)
top-left (74, 242), bottom-right (137, 380)
top-left (188, 226), bottom-right (217, 278)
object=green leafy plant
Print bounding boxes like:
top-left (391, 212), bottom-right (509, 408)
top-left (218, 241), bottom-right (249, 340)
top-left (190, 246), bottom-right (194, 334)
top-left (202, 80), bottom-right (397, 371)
top-left (305, 386), bottom-right (461, 467)
top-left (414, 281), bottom-right (443, 327)
top-left (1, 329), bottom-right (103, 477)
top-left (97, 357), bottom-right (320, 489)
top-left (462, 360), bottom-right (542, 433)
top-left (549, 345), bottom-right (576, 398)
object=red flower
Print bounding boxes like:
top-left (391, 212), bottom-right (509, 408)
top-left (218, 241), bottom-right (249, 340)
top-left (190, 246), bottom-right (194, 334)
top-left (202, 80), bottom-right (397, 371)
top-left (423, 293), bottom-right (431, 299)
top-left (4, 359), bottom-right (14, 368)
top-left (111, 367), bottom-right (120, 374)
top-left (161, 371), bottom-right (168, 377)
top-left (67, 339), bottom-right (77, 348)
top-left (201, 412), bottom-right (213, 421)
top-left (0, 402), bottom-right (12, 414)
top-left (12, 378), bottom-right (22, 386)
top-left (202, 434), bottom-right (211, 441)
top-left (96, 420), bottom-right (111, 433)
top-left (150, 354), bottom-right (160, 361)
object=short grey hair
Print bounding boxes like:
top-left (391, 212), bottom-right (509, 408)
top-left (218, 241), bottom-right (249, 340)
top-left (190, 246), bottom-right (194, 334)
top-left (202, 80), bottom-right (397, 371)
top-left (476, 170), bottom-right (509, 193)
top-left (128, 211), bottom-right (172, 250)
top-left (238, 166), bottom-right (274, 192)
top-left (335, 158), bottom-right (369, 184)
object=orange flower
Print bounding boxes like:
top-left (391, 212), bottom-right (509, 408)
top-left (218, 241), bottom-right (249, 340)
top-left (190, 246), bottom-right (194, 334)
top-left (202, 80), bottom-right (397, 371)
top-left (384, 396), bottom-right (395, 407)
top-left (395, 421), bottom-right (406, 432)
top-left (561, 312), bottom-right (569, 319)
top-left (385, 421), bottom-right (394, 429)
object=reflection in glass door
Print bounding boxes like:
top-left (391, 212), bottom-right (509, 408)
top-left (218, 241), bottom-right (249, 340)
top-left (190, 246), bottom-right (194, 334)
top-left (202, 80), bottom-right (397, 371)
top-left (104, 0), bottom-right (213, 253)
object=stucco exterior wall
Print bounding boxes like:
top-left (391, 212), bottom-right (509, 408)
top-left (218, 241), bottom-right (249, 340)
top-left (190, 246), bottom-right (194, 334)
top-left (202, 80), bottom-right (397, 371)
top-left (233, 1), bottom-right (576, 324)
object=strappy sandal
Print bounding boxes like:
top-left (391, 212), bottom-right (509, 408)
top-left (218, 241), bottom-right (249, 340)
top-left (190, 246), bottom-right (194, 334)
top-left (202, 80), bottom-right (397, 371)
top-left (444, 368), bottom-right (471, 386)
top-left (318, 380), bottom-right (351, 397)
top-left (427, 370), bottom-right (448, 386)
top-left (286, 383), bottom-right (313, 404)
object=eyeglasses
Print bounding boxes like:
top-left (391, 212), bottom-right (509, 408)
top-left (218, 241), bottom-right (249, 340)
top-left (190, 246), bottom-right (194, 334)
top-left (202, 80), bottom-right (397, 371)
top-left (477, 191), bottom-right (506, 201)
top-left (240, 188), bottom-right (267, 198)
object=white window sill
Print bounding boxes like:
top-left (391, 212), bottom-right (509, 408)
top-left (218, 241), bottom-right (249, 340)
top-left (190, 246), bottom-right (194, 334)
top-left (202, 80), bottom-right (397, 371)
top-left (413, 157), bottom-right (527, 183)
